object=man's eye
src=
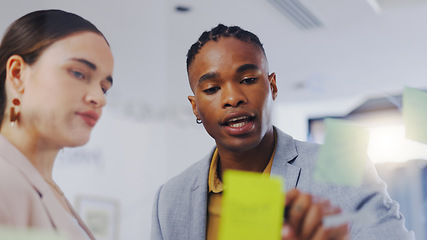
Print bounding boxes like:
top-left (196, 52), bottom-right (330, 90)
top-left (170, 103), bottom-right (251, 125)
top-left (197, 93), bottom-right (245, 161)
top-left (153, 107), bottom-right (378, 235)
top-left (203, 87), bottom-right (220, 94)
top-left (101, 85), bottom-right (112, 95)
top-left (241, 78), bottom-right (257, 84)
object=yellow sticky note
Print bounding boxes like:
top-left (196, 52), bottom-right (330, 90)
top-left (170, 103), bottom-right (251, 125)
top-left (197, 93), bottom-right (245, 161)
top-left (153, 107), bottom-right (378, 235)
top-left (403, 86), bottom-right (427, 144)
top-left (314, 118), bottom-right (369, 186)
top-left (0, 227), bottom-right (66, 240)
top-left (219, 170), bottom-right (284, 240)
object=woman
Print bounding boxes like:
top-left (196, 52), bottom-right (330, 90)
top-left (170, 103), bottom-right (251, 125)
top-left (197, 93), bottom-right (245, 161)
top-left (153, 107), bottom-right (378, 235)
top-left (0, 9), bottom-right (114, 239)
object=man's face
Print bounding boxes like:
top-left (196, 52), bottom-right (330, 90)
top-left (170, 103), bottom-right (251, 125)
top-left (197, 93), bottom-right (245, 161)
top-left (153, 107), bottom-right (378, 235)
top-left (188, 37), bottom-right (277, 152)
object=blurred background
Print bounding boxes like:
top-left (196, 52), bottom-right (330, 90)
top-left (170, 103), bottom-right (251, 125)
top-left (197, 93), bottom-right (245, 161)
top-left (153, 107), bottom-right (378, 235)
top-left (1, 0), bottom-right (427, 239)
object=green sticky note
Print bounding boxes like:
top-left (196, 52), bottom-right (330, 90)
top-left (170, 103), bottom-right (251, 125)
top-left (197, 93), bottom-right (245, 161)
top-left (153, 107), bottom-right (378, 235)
top-left (314, 118), bottom-right (369, 186)
top-left (0, 227), bottom-right (66, 240)
top-left (219, 170), bottom-right (284, 240)
top-left (403, 86), bottom-right (427, 144)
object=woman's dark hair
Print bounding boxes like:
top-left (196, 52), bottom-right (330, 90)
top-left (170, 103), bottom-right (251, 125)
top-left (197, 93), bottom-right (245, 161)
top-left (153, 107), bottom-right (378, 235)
top-left (0, 9), bottom-right (107, 127)
top-left (186, 24), bottom-right (266, 71)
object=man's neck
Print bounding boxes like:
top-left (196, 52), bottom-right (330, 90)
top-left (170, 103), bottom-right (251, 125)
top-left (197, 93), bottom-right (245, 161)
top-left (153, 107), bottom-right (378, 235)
top-left (216, 128), bottom-right (276, 180)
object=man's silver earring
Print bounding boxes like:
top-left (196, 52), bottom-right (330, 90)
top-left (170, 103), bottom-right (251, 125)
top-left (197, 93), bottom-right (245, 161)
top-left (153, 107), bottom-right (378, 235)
top-left (196, 118), bottom-right (202, 124)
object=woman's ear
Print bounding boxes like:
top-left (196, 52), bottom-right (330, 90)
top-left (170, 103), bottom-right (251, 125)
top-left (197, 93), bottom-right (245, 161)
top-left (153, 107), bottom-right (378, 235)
top-left (188, 95), bottom-right (200, 119)
top-left (6, 55), bottom-right (26, 94)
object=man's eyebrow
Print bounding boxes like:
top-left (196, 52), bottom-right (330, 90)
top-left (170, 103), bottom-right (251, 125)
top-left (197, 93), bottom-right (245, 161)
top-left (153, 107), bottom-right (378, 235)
top-left (71, 58), bottom-right (97, 70)
top-left (196, 64), bottom-right (259, 86)
top-left (197, 72), bottom-right (219, 86)
top-left (236, 64), bottom-right (260, 73)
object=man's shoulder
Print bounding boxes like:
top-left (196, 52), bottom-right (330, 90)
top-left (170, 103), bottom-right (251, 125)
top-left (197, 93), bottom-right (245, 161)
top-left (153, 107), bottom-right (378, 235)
top-left (274, 127), bottom-right (320, 159)
top-left (275, 127), bottom-right (319, 146)
top-left (293, 139), bottom-right (320, 154)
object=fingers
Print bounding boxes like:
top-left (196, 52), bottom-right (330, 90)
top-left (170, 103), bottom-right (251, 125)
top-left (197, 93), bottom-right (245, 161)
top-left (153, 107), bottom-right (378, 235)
top-left (285, 188), bottom-right (300, 207)
top-left (281, 223), bottom-right (298, 240)
top-left (300, 202), bottom-right (323, 239)
top-left (284, 189), bottom-right (300, 220)
top-left (288, 192), bottom-right (312, 235)
top-left (284, 189), bottom-right (350, 240)
top-left (298, 198), bottom-right (331, 239)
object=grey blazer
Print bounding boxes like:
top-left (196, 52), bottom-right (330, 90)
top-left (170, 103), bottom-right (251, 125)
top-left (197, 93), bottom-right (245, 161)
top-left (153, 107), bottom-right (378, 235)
top-left (151, 127), bottom-right (414, 240)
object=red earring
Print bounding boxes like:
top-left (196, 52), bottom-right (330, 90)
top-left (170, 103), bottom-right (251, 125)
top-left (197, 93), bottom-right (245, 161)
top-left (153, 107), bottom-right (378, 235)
top-left (10, 98), bottom-right (21, 125)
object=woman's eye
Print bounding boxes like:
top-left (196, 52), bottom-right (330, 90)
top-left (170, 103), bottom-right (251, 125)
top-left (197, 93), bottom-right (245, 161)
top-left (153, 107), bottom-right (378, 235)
top-left (203, 87), bottom-right (220, 94)
top-left (70, 70), bottom-right (85, 79)
top-left (241, 78), bottom-right (257, 84)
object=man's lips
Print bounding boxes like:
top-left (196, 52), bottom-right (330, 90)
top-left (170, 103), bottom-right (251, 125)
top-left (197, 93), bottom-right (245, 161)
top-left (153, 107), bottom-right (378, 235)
top-left (224, 115), bottom-right (252, 127)
top-left (221, 112), bottom-right (256, 136)
top-left (222, 112), bottom-right (255, 126)
top-left (77, 111), bottom-right (99, 127)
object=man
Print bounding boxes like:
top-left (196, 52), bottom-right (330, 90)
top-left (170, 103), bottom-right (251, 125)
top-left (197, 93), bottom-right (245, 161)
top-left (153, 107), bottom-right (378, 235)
top-left (151, 24), bottom-right (413, 240)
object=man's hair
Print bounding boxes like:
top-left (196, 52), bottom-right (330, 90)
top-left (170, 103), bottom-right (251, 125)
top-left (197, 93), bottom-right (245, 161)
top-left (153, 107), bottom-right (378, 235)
top-left (186, 24), bottom-right (266, 71)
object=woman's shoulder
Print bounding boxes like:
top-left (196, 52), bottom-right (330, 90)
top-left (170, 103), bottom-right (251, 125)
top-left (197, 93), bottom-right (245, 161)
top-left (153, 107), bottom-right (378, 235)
top-left (0, 156), bottom-right (51, 227)
top-left (0, 156), bottom-right (35, 199)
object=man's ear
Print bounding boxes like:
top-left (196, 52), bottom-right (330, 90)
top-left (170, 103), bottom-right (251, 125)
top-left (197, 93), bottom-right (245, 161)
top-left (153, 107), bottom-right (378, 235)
top-left (269, 72), bottom-right (278, 100)
top-left (188, 95), bottom-right (200, 119)
top-left (6, 55), bottom-right (26, 94)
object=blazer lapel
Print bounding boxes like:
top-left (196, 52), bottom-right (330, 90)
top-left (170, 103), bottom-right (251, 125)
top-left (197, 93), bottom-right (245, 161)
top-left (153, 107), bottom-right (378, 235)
top-left (23, 164), bottom-right (94, 239)
top-left (40, 189), bottom-right (96, 240)
top-left (270, 128), bottom-right (302, 191)
top-left (188, 153), bottom-right (211, 239)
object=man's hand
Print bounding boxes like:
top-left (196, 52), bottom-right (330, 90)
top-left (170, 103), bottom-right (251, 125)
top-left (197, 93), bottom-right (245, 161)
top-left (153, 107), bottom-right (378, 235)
top-left (281, 189), bottom-right (349, 240)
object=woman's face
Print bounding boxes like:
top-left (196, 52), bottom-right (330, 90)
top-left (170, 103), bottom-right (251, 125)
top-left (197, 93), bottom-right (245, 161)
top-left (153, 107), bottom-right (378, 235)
top-left (19, 31), bottom-right (114, 148)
